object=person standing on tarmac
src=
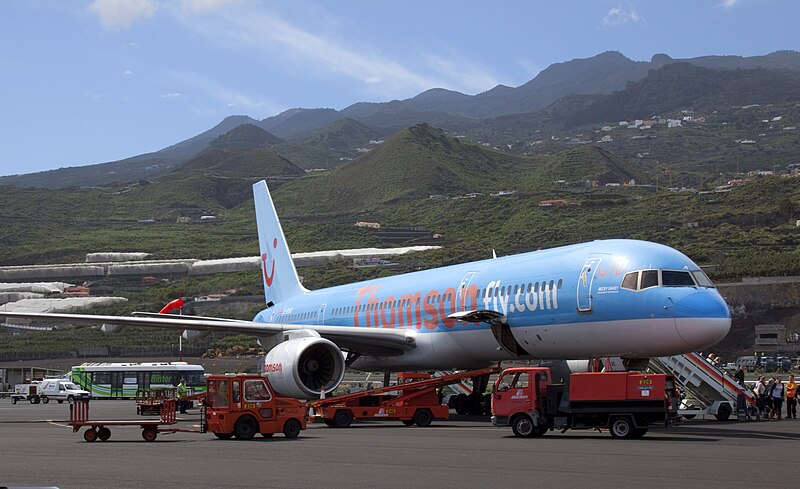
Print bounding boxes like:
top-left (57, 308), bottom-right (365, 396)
top-left (754, 376), bottom-right (767, 416)
top-left (767, 377), bottom-right (785, 420)
top-left (786, 375), bottom-right (797, 420)
top-left (177, 378), bottom-right (188, 414)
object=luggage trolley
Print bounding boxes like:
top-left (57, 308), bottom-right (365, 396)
top-left (69, 399), bottom-right (203, 442)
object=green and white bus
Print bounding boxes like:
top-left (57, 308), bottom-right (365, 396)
top-left (71, 362), bottom-right (205, 399)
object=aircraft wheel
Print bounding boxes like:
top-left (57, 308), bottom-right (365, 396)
top-left (98, 427), bottom-right (111, 441)
top-left (609, 417), bottom-right (635, 439)
top-left (283, 419), bottom-right (301, 439)
top-left (83, 428), bottom-right (98, 442)
top-left (234, 415), bottom-right (258, 440)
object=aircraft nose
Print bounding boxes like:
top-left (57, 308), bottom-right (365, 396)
top-left (674, 291), bottom-right (731, 350)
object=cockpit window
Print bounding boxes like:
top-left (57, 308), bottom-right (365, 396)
top-left (690, 269), bottom-right (715, 288)
top-left (662, 270), bottom-right (696, 287)
top-left (640, 270), bottom-right (659, 289)
top-left (621, 271), bottom-right (639, 290)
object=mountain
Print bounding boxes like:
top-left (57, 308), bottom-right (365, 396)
top-left (275, 124), bottom-right (523, 213)
top-left (208, 124), bottom-right (283, 151)
top-left (529, 145), bottom-right (644, 187)
top-left (300, 118), bottom-right (381, 151)
top-left (176, 147), bottom-right (305, 179)
top-left (0, 115), bottom-right (261, 189)
top-left (5, 50), bottom-right (800, 189)
top-left (565, 63), bottom-right (800, 127)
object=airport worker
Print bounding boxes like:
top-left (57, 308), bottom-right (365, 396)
top-left (734, 366), bottom-right (746, 387)
top-left (767, 377), bottom-right (785, 420)
top-left (786, 375), bottom-right (797, 419)
top-left (177, 378), bottom-right (188, 413)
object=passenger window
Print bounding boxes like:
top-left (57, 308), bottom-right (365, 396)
top-left (662, 270), bottom-right (696, 287)
top-left (232, 381), bottom-right (240, 403)
top-left (621, 271), bottom-right (639, 290)
top-left (641, 270), bottom-right (659, 289)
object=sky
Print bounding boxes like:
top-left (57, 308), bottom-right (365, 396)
top-left (1, 0), bottom-right (797, 177)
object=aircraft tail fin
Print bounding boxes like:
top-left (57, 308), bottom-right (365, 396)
top-left (252, 180), bottom-right (306, 305)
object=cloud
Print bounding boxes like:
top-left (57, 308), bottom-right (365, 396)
top-left (173, 5), bottom-right (499, 97)
top-left (88, 0), bottom-right (156, 30)
top-left (602, 4), bottom-right (643, 28)
top-left (719, 0), bottom-right (738, 8)
top-left (167, 71), bottom-right (282, 115)
top-left (123, 70), bottom-right (133, 76)
top-left (179, 0), bottom-right (243, 14)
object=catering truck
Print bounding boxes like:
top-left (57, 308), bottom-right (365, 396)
top-left (491, 367), bottom-right (680, 439)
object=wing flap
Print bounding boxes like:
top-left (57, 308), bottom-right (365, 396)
top-left (0, 311), bottom-right (416, 357)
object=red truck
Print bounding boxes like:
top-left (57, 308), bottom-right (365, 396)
top-left (491, 367), bottom-right (680, 439)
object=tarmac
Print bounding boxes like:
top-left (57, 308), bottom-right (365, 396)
top-left (0, 400), bottom-right (797, 489)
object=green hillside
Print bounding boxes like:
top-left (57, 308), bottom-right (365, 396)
top-left (176, 148), bottom-right (305, 180)
top-left (274, 124), bottom-right (524, 214)
top-left (301, 118), bottom-right (381, 150)
top-left (525, 145), bottom-right (645, 188)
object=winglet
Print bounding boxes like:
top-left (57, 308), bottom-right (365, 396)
top-left (253, 180), bottom-right (306, 304)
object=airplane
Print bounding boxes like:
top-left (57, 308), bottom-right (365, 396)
top-left (0, 180), bottom-right (731, 399)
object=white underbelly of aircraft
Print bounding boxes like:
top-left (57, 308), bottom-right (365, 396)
top-left (512, 317), bottom-right (686, 358)
top-left (349, 328), bottom-right (517, 371)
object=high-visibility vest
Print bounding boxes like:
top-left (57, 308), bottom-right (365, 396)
top-left (787, 381), bottom-right (798, 398)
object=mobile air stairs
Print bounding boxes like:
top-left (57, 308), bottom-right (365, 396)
top-left (648, 352), bottom-right (758, 421)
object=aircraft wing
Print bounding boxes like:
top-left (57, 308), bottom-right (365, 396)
top-left (0, 311), bottom-right (417, 357)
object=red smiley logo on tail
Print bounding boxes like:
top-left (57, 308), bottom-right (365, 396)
top-left (261, 238), bottom-right (278, 287)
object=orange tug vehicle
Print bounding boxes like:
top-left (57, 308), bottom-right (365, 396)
top-left (70, 373), bottom-right (306, 442)
top-left (309, 367), bottom-right (500, 428)
top-left (491, 367), bottom-right (680, 439)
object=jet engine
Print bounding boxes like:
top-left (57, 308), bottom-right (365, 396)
top-left (261, 336), bottom-right (345, 399)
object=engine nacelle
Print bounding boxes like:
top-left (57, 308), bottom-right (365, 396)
top-left (182, 329), bottom-right (210, 341)
top-left (261, 337), bottom-right (345, 399)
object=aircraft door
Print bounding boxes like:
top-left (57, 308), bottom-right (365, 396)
top-left (317, 303), bottom-right (327, 325)
top-left (577, 257), bottom-right (602, 313)
top-left (456, 272), bottom-right (477, 311)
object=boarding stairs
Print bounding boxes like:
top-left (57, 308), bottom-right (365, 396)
top-left (648, 352), bottom-right (757, 421)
